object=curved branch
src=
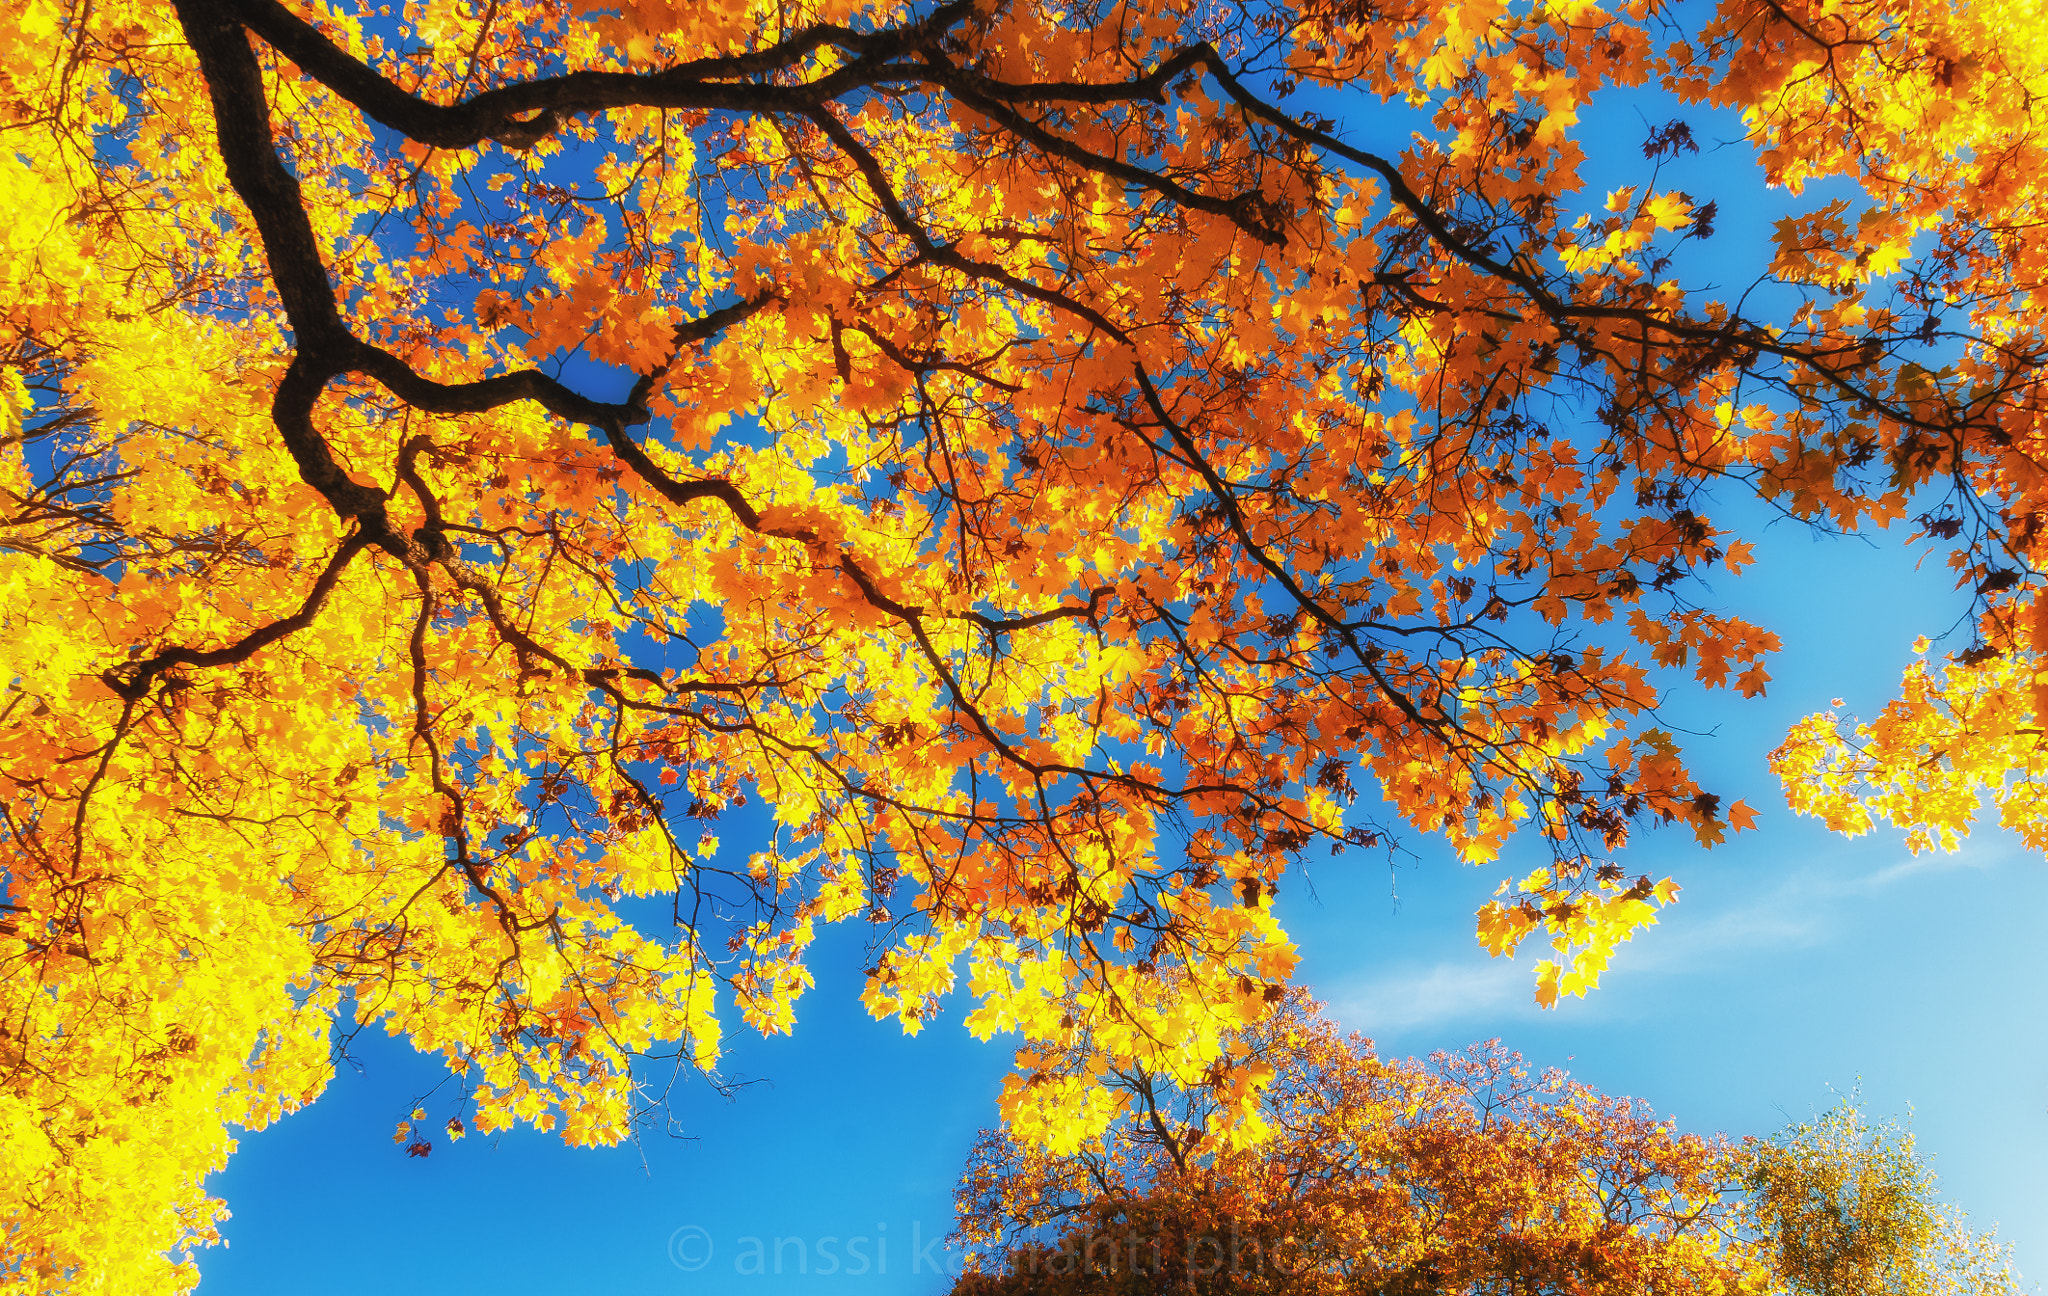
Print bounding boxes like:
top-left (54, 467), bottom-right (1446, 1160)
top-left (100, 531), bottom-right (375, 703)
top-left (229, 0), bottom-right (974, 149)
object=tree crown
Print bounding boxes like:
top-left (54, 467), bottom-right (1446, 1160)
top-left (2, 0), bottom-right (2044, 1288)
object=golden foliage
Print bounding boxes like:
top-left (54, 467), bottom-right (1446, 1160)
top-left (0, 0), bottom-right (2042, 1288)
top-left (954, 993), bottom-right (1749, 1294)
top-left (952, 998), bottom-right (2020, 1296)
top-left (1739, 1102), bottom-right (2019, 1296)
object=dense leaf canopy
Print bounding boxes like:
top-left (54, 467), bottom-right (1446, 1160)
top-left (2, 0), bottom-right (2044, 1288)
top-left (948, 996), bottom-right (2019, 1295)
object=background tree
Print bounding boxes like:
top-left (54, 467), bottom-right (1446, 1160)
top-left (952, 992), bottom-right (1745, 1295)
top-left (1740, 1102), bottom-right (2020, 1296)
top-left (2, 0), bottom-right (2045, 1289)
top-left (949, 996), bottom-right (2020, 1296)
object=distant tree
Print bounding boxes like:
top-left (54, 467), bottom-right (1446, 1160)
top-left (1740, 1102), bottom-right (2019, 1296)
top-left (949, 996), bottom-right (2020, 1296)
top-left (951, 992), bottom-right (1748, 1295)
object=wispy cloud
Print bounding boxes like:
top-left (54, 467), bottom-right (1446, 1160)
top-left (1625, 892), bottom-right (1829, 973)
top-left (1858, 848), bottom-right (1997, 890)
top-left (1319, 838), bottom-right (2017, 1041)
top-left (1325, 958), bottom-right (1531, 1038)
top-left (1322, 884), bottom-right (1830, 1040)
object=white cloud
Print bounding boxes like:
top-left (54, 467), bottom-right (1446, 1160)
top-left (1858, 848), bottom-right (1997, 890)
top-left (1324, 958), bottom-right (1530, 1038)
top-left (1626, 894), bottom-right (1828, 973)
top-left (1317, 843), bottom-right (1984, 1041)
top-left (1317, 831), bottom-right (2029, 1043)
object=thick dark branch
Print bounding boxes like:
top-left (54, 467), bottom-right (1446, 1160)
top-left (273, 357), bottom-right (392, 525)
top-left (353, 343), bottom-right (635, 426)
top-left (176, 3), bottom-right (392, 525)
top-left (927, 44), bottom-right (1211, 107)
top-left (971, 586), bottom-right (1113, 634)
top-left (227, 0), bottom-right (1287, 255)
top-left (595, 420), bottom-right (773, 533)
top-left (354, 305), bottom-right (783, 523)
top-left (805, 107), bottom-right (939, 255)
top-left (229, 0), bottom-right (973, 149)
top-left (625, 292), bottom-right (782, 412)
top-left (101, 532), bottom-right (374, 702)
top-left (175, 1), bottom-right (351, 350)
top-left (179, 0), bottom-right (786, 534)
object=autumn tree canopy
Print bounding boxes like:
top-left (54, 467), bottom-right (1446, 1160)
top-left (947, 996), bottom-right (2019, 1296)
top-left (2, 0), bottom-right (2044, 1288)
top-left (1741, 1102), bottom-right (2019, 1296)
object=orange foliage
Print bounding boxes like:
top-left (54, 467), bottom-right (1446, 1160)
top-left (951, 996), bottom-right (2021, 1296)
top-left (952, 994), bottom-right (1751, 1294)
top-left (0, 0), bottom-right (2042, 1288)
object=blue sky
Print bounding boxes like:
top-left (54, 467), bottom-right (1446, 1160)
top-left (194, 507), bottom-right (2048, 1293)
